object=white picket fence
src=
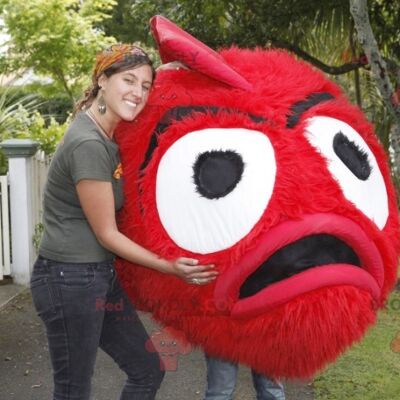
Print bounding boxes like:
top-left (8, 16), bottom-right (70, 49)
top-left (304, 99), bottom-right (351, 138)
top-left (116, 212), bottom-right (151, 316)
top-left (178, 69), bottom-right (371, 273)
top-left (30, 150), bottom-right (51, 243)
top-left (0, 174), bottom-right (11, 280)
top-left (0, 149), bottom-right (50, 281)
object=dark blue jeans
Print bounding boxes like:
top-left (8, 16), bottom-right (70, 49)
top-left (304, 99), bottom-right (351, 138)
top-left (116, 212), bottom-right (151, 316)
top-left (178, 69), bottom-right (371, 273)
top-left (30, 256), bottom-right (164, 400)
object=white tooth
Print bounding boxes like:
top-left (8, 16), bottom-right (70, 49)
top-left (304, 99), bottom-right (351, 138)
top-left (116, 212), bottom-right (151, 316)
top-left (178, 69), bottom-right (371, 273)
top-left (125, 100), bottom-right (137, 108)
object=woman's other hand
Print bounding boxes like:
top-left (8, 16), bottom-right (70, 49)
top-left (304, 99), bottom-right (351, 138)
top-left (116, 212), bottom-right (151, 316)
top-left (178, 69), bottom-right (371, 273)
top-left (156, 61), bottom-right (189, 72)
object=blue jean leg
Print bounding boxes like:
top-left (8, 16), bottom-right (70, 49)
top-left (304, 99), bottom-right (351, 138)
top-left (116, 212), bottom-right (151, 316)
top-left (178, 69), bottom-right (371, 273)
top-left (30, 257), bottom-right (163, 400)
top-left (204, 355), bottom-right (285, 400)
top-left (251, 371), bottom-right (285, 400)
top-left (204, 354), bottom-right (238, 400)
top-left (99, 277), bottom-right (164, 400)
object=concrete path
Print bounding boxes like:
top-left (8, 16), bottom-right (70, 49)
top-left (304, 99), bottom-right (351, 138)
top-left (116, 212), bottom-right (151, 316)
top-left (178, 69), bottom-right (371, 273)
top-left (0, 286), bottom-right (314, 400)
top-left (0, 279), bottom-right (25, 309)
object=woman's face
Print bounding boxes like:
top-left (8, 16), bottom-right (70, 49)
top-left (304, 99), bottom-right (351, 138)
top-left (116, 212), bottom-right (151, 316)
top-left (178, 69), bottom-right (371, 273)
top-left (100, 64), bottom-right (153, 122)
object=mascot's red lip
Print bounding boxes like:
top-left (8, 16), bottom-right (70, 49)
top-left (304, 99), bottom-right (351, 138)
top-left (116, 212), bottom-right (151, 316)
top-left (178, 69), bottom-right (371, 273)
top-left (214, 213), bottom-right (384, 318)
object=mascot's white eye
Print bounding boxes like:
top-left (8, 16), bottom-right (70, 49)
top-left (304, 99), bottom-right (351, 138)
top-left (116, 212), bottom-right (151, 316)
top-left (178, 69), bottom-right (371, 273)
top-left (156, 128), bottom-right (276, 254)
top-left (305, 116), bottom-right (388, 229)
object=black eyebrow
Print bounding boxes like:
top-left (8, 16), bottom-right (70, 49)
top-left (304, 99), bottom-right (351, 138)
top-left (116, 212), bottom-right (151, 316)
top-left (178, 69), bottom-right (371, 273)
top-left (140, 105), bottom-right (266, 171)
top-left (286, 92), bottom-right (335, 128)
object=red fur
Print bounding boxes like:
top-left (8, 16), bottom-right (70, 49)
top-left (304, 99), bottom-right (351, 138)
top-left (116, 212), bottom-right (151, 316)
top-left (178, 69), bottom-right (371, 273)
top-left (115, 47), bottom-right (400, 378)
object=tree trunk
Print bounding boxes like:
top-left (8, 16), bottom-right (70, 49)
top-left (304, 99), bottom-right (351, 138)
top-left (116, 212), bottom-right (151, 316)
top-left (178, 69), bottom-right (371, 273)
top-left (349, 0), bottom-right (400, 183)
top-left (391, 124), bottom-right (400, 198)
top-left (349, 20), bottom-right (362, 107)
top-left (53, 67), bottom-right (75, 105)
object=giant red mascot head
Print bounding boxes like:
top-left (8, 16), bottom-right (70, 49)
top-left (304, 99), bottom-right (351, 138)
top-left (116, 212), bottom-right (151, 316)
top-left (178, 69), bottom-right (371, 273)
top-left (115, 16), bottom-right (400, 378)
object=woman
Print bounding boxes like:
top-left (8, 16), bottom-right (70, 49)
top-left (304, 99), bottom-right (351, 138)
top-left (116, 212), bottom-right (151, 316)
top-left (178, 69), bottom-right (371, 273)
top-left (30, 44), bottom-right (218, 400)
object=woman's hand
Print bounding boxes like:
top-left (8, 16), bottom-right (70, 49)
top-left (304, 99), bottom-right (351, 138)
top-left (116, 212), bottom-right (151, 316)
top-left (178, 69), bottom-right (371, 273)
top-left (169, 257), bottom-right (218, 286)
top-left (156, 61), bottom-right (189, 72)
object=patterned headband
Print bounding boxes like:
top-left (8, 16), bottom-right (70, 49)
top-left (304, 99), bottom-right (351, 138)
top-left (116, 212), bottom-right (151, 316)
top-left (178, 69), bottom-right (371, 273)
top-left (92, 44), bottom-right (149, 81)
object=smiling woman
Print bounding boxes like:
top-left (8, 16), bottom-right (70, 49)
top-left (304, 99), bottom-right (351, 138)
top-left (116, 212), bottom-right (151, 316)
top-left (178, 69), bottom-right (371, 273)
top-left (89, 65), bottom-right (153, 130)
top-left (29, 43), bottom-right (218, 400)
top-left (74, 44), bottom-right (155, 138)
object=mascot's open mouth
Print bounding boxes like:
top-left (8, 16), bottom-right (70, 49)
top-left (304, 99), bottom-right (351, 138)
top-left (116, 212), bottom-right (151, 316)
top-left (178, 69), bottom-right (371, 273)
top-left (214, 213), bottom-right (384, 318)
top-left (239, 234), bottom-right (361, 298)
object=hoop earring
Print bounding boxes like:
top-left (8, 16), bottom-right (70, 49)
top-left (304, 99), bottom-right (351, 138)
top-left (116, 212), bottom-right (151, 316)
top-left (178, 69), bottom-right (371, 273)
top-left (97, 89), bottom-right (107, 115)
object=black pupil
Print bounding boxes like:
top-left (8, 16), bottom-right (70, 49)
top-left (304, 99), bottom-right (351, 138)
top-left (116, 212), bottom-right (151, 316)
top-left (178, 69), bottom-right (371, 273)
top-left (333, 132), bottom-right (371, 180)
top-left (193, 150), bottom-right (244, 199)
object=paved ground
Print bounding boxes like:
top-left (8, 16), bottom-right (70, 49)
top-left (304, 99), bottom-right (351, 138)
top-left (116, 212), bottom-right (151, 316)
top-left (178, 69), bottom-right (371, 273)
top-left (0, 278), bottom-right (25, 309)
top-left (0, 285), bottom-right (314, 400)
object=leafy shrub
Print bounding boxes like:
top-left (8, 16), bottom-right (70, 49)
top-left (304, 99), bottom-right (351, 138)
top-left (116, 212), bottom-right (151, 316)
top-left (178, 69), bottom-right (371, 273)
top-left (0, 85), bottom-right (73, 123)
top-left (15, 110), bottom-right (68, 155)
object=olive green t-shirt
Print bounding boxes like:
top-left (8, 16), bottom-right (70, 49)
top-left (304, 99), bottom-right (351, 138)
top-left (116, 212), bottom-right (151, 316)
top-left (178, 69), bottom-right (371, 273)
top-left (39, 112), bottom-right (124, 263)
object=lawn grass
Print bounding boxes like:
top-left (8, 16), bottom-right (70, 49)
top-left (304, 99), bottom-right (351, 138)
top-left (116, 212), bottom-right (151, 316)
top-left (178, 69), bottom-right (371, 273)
top-left (313, 289), bottom-right (400, 400)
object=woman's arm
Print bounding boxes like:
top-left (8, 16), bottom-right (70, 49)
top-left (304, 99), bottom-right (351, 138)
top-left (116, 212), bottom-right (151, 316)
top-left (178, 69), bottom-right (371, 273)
top-left (76, 179), bottom-right (218, 284)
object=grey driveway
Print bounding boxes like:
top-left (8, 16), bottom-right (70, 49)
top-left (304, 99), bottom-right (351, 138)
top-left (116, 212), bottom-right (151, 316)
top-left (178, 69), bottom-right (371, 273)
top-left (0, 288), bottom-right (313, 400)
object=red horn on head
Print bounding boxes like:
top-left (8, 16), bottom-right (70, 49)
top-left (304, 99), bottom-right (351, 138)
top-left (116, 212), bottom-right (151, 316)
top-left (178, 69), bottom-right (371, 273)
top-left (150, 15), bottom-right (253, 92)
